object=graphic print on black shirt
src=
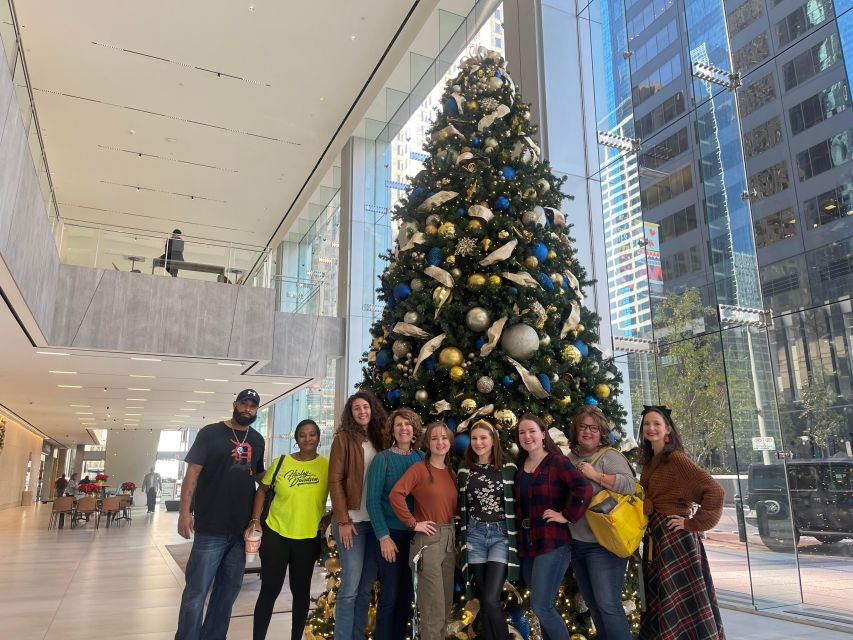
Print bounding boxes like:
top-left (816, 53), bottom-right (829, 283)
top-left (185, 422), bottom-right (265, 535)
top-left (467, 464), bottom-right (505, 523)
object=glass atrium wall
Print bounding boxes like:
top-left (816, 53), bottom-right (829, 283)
top-left (578, 0), bottom-right (853, 612)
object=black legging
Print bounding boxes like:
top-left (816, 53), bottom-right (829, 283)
top-left (471, 562), bottom-right (510, 640)
top-left (253, 528), bottom-right (320, 640)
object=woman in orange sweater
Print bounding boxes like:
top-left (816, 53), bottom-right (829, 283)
top-left (638, 405), bottom-right (725, 640)
top-left (389, 421), bottom-right (457, 640)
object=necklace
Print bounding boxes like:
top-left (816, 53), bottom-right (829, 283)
top-left (228, 422), bottom-right (250, 454)
top-left (391, 445), bottom-right (411, 455)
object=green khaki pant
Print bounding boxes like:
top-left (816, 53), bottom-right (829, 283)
top-left (411, 525), bottom-right (455, 640)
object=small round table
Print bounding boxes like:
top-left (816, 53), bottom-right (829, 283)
top-left (125, 255), bottom-right (145, 272)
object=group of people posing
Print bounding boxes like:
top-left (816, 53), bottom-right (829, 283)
top-left (173, 388), bottom-right (726, 640)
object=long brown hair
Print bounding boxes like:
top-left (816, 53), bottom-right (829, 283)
top-left (569, 406), bottom-right (611, 454)
top-left (515, 413), bottom-right (563, 466)
top-left (463, 420), bottom-right (504, 468)
top-left (384, 408), bottom-right (423, 449)
top-left (638, 405), bottom-right (684, 464)
top-left (423, 421), bottom-right (456, 483)
top-left (337, 391), bottom-right (386, 451)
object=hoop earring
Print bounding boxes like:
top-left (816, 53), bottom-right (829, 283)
top-left (664, 434), bottom-right (671, 444)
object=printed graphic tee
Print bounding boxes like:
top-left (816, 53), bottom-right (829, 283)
top-left (263, 455), bottom-right (329, 539)
top-left (185, 421), bottom-right (265, 535)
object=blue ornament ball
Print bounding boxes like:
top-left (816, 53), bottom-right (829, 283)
top-left (386, 298), bottom-right (397, 310)
top-left (500, 165), bottom-right (516, 180)
top-left (423, 355), bottom-right (437, 371)
top-left (427, 247), bottom-right (443, 266)
top-left (454, 432), bottom-right (470, 455)
top-left (412, 186), bottom-right (425, 197)
top-left (609, 431), bottom-right (617, 446)
top-left (562, 275), bottom-right (570, 288)
top-left (456, 207), bottom-right (466, 217)
top-left (376, 350), bottom-right (392, 369)
top-left (537, 272), bottom-right (555, 291)
top-left (584, 395), bottom-right (599, 406)
top-left (508, 287), bottom-right (519, 295)
top-left (393, 282), bottom-right (412, 301)
top-left (574, 340), bottom-right (589, 357)
top-left (470, 135), bottom-right (480, 146)
top-left (532, 242), bottom-right (548, 262)
top-left (537, 373), bottom-right (551, 393)
top-left (496, 69), bottom-right (503, 78)
top-left (446, 417), bottom-right (459, 431)
top-left (387, 388), bottom-right (401, 406)
top-left (502, 374), bottom-right (517, 388)
top-left (443, 97), bottom-right (459, 115)
top-left (475, 337), bottom-right (488, 350)
top-left (508, 607), bottom-right (530, 640)
top-left (494, 196), bottom-right (510, 210)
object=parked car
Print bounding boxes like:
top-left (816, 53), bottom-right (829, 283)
top-left (746, 459), bottom-right (853, 552)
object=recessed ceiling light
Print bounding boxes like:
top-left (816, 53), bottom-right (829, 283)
top-left (129, 374), bottom-right (155, 379)
top-left (75, 412), bottom-right (93, 415)
top-left (37, 351), bottom-right (70, 356)
top-left (128, 388), bottom-right (150, 391)
top-left (248, 4), bottom-right (255, 10)
top-left (49, 371), bottom-right (78, 374)
top-left (125, 413), bottom-right (142, 416)
top-left (126, 398), bottom-right (148, 401)
top-left (131, 357), bottom-right (162, 362)
top-left (129, 129), bottom-right (136, 134)
top-left (272, 382), bottom-right (291, 386)
top-left (351, 34), bottom-right (356, 40)
top-left (193, 391), bottom-right (215, 394)
top-left (217, 362), bottom-right (243, 367)
top-left (186, 400), bottom-right (205, 404)
top-left (204, 379), bottom-right (228, 382)
top-left (58, 385), bottom-right (82, 389)
top-left (320, 96), bottom-right (325, 101)
top-left (70, 404), bottom-right (91, 408)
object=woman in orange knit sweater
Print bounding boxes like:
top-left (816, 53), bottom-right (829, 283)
top-left (389, 421), bottom-right (457, 640)
top-left (638, 405), bottom-right (725, 640)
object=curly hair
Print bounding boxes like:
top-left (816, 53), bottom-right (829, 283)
top-left (515, 413), bottom-right (563, 466)
top-left (384, 408), bottom-right (424, 449)
top-left (569, 406), bottom-right (611, 453)
top-left (337, 391), bottom-right (386, 452)
top-left (638, 406), bottom-right (684, 464)
top-left (463, 420), bottom-right (504, 468)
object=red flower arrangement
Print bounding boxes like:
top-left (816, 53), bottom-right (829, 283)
top-left (95, 473), bottom-right (109, 482)
top-left (79, 483), bottom-right (100, 495)
top-left (121, 481), bottom-right (137, 492)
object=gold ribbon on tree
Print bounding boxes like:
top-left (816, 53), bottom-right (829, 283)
top-left (455, 152), bottom-right (474, 165)
top-left (424, 265), bottom-right (455, 289)
top-left (544, 207), bottom-right (566, 227)
top-left (480, 316), bottom-right (508, 357)
top-left (479, 239), bottom-right (518, 267)
top-left (416, 190), bottom-right (458, 212)
top-left (456, 404), bottom-right (495, 432)
top-left (413, 333), bottom-right (446, 375)
top-left (432, 285), bottom-right (453, 320)
top-left (468, 203), bottom-right (495, 222)
top-left (433, 125), bottom-right (466, 143)
top-left (392, 322), bottom-right (431, 339)
top-left (432, 400), bottom-right (451, 414)
top-left (505, 356), bottom-right (551, 399)
top-left (399, 232), bottom-right (426, 252)
top-left (501, 271), bottom-right (542, 289)
top-left (564, 269), bottom-right (583, 302)
top-left (478, 104), bottom-right (511, 132)
top-left (548, 427), bottom-right (572, 455)
top-left (560, 300), bottom-right (582, 338)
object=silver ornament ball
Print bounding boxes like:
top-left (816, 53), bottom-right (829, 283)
top-left (476, 376), bottom-right (495, 394)
top-left (411, 278), bottom-right (424, 292)
top-left (404, 311), bottom-right (420, 324)
top-left (415, 389), bottom-right (429, 403)
top-left (392, 340), bottom-right (412, 359)
top-left (465, 307), bottom-right (492, 332)
top-left (500, 323), bottom-right (540, 360)
top-left (540, 334), bottom-right (551, 348)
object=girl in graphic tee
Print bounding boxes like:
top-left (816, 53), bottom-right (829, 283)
top-left (246, 419), bottom-right (329, 640)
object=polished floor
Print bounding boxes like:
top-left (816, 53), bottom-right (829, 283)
top-left (1, 502), bottom-right (851, 639)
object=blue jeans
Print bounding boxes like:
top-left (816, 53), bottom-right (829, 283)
top-left (375, 528), bottom-right (414, 640)
top-left (175, 533), bottom-right (245, 640)
top-left (571, 540), bottom-right (631, 640)
top-left (466, 519), bottom-right (508, 564)
top-left (521, 545), bottom-right (572, 640)
top-left (333, 520), bottom-right (378, 640)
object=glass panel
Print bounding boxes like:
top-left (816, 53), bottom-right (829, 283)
top-left (13, 53), bottom-right (31, 133)
top-left (0, 0), bottom-right (16, 73)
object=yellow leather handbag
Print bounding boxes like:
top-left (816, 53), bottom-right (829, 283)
top-left (583, 448), bottom-right (648, 558)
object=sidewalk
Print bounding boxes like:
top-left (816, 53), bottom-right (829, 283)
top-left (721, 606), bottom-right (853, 638)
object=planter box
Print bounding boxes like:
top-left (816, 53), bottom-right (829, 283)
top-left (164, 500), bottom-right (180, 512)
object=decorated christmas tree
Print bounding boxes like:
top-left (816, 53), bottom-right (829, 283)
top-left (305, 48), bottom-right (639, 640)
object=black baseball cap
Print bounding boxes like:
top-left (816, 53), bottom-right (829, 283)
top-left (236, 389), bottom-right (260, 405)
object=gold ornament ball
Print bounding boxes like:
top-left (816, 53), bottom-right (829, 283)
top-left (467, 219), bottom-right (483, 231)
top-left (371, 336), bottom-right (383, 350)
top-left (595, 384), bottom-right (611, 399)
top-left (439, 222), bottom-right (457, 239)
top-left (467, 273), bottom-right (487, 287)
top-left (446, 254), bottom-right (456, 265)
top-left (461, 398), bottom-right (477, 414)
top-left (525, 256), bottom-right (539, 269)
top-left (466, 100), bottom-right (479, 111)
top-left (425, 224), bottom-right (438, 235)
top-left (576, 323), bottom-right (585, 333)
top-left (451, 267), bottom-right (463, 280)
top-left (382, 373), bottom-right (394, 386)
top-left (557, 395), bottom-right (572, 407)
top-left (547, 250), bottom-right (557, 260)
top-left (570, 635), bottom-right (588, 640)
top-left (488, 274), bottom-right (502, 287)
top-left (523, 188), bottom-right (537, 199)
top-left (562, 344), bottom-right (583, 364)
top-left (481, 238), bottom-right (493, 251)
top-left (550, 272), bottom-right (563, 285)
top-left (543, 414), bottom-right (554, 426)
top-left (415, 389), bottom-right (429, 404)
top-left (438, 346), bottom-right (464, 368)
top-left (494, 408), bottom-right (518, 429)
top-left (449, 366), bottom-right (465, 381)
top-left (436, 129), bottom-right (449, 141)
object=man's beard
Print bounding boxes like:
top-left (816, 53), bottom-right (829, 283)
top-left (233, 408), bottom-right (256, 426)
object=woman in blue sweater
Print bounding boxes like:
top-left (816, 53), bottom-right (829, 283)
top-left (366, 408), bottom-right (425, 640)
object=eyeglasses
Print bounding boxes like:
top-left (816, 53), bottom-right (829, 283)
top-left (577, 424), bottom-right (600, 433)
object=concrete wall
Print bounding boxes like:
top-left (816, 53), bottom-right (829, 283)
top-left (0, 416), bottom-right (44, 511)
top-left (0, 35), bottom-right (58, 343)
top-left (104, 429), bottom-right (160, 500)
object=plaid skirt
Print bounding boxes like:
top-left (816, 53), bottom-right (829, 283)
top-left (639, 512), bottom-right (725, 640)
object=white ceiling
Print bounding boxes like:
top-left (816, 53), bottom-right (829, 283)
top-left (0, 295), bottom-right (310, 448)
top-left (16, 0), bottom-right (439, 248)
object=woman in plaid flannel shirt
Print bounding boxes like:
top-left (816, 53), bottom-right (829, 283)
top-left (515, 414), bottom-right (593, 640)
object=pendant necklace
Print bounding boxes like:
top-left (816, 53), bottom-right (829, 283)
top-left (230, 422), bottom-right (250, 454)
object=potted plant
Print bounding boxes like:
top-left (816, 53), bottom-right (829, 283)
top-left (120, 481), bottom-right (137, 495)
top-left (95, 473), bottom-right (109, 487)
top-left (80, 483), bottom-right (100, 497)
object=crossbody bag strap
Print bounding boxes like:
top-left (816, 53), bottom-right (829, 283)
top-left (589, 447), bottom-right (642, 497)
top-left (268, 454), bottom-right (287, 492)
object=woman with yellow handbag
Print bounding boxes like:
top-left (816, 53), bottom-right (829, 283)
top-left (568, 407), bottom-right (637, 640)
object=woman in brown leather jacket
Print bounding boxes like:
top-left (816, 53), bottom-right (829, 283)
top-left (328, 391), bottom-right (387, 640)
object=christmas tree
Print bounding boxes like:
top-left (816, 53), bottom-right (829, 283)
top-left (305, 48), bottom-right (639, 640)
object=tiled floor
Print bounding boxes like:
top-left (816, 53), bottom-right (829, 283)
top-left (1, 503), bottom-right (851, 639)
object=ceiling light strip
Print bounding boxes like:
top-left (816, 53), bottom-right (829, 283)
top-left (99, 180), bottom-right (227, 203)
top-left (97, 145), bottom-right (239, 173)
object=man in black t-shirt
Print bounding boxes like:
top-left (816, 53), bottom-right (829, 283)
top-left (174, 389), bottom-right (265, 640)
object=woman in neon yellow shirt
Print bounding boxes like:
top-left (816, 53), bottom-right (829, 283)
top-left (246, 419), bottom-right (329, 640)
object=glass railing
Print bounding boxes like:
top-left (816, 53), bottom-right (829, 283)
top-left (276, 274), bottom-right (335, 315)
top-left (57, 222), bottom-right (273, 286)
